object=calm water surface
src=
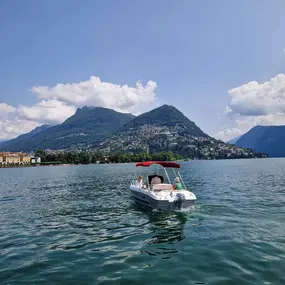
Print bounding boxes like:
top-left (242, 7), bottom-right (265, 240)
top-left (0, 159), bottom-right (285, 285)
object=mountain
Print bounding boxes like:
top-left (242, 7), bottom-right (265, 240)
top-left (120, 104), bottom-right (208, 137)
top-left (0, 104), bottom-right (267, 159)
top-left (0, 124), bottom-right (51, 150)
top-left (227, 135), bottom-right (242, 145)
top-left (0, 107), bottom-right (135, 152)
top-left (29, 124), bottom-right (52, 135)
top-left (235, 125), bottom-right (285, 157)
top-left (91, 105), bottom-right (266, 159)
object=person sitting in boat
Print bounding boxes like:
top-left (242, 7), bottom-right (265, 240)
top-left (135, 175), bottom-right (143, 188)
top-left (173, 177), bottom-right (182, 190)
top-left (150, 172), bottom-right (162, 187)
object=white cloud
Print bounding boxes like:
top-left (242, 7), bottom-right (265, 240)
top-left (31, 76), bottom-right (157, 114)
top-left (0, 103), bottom-right (16, 114)
top-left (17, 99), bottom-right (76, 124)
top-left (214, 128), bottom-right (244, 142)
top-left (226, 74), bottom-right (285, 116)
top-left (216, 74), bottom-right (285, 142)
top-left (0, 76), bottom-right (158, 141)
top-left (0, 119), bottom-right (40, 141)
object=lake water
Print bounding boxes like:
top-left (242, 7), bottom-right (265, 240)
top-left (0, 159), bottom-right (285, 285)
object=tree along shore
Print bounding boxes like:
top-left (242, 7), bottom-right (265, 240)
top-left (33, 149), bottom-right (266, 165)
top-left (0, 149), bottom-right (267, 168)
top-left (33, 149), bottom-right (186, 165)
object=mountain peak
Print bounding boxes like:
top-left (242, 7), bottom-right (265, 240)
top-left (159, 104), bottom-right (174, 108)
top-left (120, 104), bottom-right (208, 137)
top-left (75, 105), bottom-right (100, 114)
top-left (75, 105), bottom-right (135, 115)
top-left (152, 104), bottom-right (178, 111)
top-left (30, 124), bottom-right (51, 134)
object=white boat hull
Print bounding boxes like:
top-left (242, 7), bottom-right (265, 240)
top-left (129, 185), bottom-right (196, 211)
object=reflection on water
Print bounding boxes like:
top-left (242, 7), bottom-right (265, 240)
top-left (140, 206), bottom-right (188, 244)
top-left (131, 203), bottom-right (192, 260)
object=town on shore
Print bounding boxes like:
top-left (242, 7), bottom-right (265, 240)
top-left (0, 147), bottom-right (267, 168)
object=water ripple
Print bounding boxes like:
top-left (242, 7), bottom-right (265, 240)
top-left (0, 161), bottom-right (285, 284)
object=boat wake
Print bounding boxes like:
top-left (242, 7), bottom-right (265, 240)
top-left (174, 204), bottom-right (197, 213)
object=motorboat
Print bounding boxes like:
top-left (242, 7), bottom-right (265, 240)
top-left (129, 161), bottom-right (197, 211)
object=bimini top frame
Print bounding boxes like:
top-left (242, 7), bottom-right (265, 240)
top-left (135, 161), bottom-right (187, 189)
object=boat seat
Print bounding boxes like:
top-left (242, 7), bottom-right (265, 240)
top-left (152, 183), bottom-right (173, 191)
top-left (148, 175), bottom-right (164, 184)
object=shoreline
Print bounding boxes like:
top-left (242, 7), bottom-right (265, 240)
top-left (0, 156), bottom-right (272, 169)
top-left (0, 163), bottom-right (73, 169)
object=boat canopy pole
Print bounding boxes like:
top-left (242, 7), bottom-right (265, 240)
top-left (163, 166), bottom-right (171, 184)
top-left (177, 171), bottom-right (187, 190)
top-left (145, 168), bottom-right (150, 189)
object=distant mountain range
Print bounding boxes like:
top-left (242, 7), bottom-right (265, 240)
top-left (0, 124), bottom-right (51, 149)
top-left (227, 136), bottom-right (241, 145)
top-left (0, 104), bottom-right (267, 159)
top-left (234, 125), bottom-right (285, 157)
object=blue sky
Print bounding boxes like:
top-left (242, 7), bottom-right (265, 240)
top-left (1, 0), bottom-right (285, 141)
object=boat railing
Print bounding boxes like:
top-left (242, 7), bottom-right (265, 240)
top-left (177, 171), bottom-right (187, 190)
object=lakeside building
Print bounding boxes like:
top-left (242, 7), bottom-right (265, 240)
top-left (0, 152), bottom-right (31, 166)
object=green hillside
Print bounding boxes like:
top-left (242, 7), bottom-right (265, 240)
top-left (0, 107), bottom-right (135, 152)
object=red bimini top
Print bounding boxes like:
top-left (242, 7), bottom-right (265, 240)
top-left (135, 161), bottom-right (180, 168)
